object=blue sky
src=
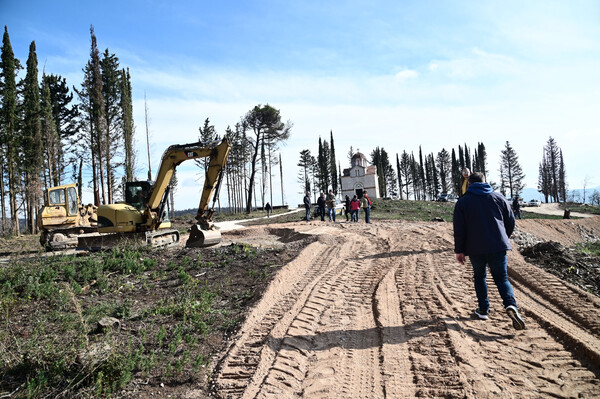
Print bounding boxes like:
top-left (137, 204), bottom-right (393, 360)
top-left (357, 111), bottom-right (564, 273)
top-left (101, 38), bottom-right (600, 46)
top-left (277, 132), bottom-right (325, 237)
top-left (2, 0), bottom-right (599, 208)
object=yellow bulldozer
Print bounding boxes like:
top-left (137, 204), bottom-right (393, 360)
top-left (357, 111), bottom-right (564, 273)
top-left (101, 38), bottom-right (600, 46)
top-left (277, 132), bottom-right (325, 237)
top-left (38, 183), bottom-right (98, 249)
top-left (76, 138), bottom-right (231, 250)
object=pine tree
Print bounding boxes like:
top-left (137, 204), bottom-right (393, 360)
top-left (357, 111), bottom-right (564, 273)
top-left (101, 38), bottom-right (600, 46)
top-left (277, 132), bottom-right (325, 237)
top-left (499, 141), bottom-right (525, 199)
top-left (46, 73), bottom-right (79, 183)
top-left (241, 104), bottom-right (291, 213)
top-left (398, 151), bottom-right (413, 199)
top-left (539, 137), bottom-right (562, 202)
top-left (297, 149), bottom-right (312, 194)
top-left (0, 26), bottom-right (21, 234)
top-left (197, 118), bottom-right (218, 176)
top-left (537, 155), bottom-right (551, 203)
top-left (41, 74), bottom-right (60, 187)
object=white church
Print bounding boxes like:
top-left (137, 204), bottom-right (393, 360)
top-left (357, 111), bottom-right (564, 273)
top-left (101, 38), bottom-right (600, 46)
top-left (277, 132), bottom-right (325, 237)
top-left (340, 151), bottom-right (380, 199)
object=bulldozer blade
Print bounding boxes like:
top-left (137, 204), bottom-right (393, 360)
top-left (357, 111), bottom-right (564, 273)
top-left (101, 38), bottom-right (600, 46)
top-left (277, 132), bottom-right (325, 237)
top-left (187, 224), bottom-right (221, 247)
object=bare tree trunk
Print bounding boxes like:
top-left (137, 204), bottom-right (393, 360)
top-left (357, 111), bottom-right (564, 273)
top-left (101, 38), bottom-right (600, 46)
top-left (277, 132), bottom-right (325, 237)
top-left (279, 153), bottom-right (284, 206)
top-left (145, 93), bottom-right (152, 180)
top-left (0, 161), bottom-right (7, 233)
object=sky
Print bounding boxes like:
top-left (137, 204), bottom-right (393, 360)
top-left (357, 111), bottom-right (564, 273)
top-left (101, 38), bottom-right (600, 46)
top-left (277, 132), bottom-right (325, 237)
top-left (2, 0), bottom-right (600, 209)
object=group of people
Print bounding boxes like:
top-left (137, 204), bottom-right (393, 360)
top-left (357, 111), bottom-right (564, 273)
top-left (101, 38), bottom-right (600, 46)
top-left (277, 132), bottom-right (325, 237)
top-left (301, 168), bottom-right (526, 331)
top-left (303, 190), bottom-right (372, 223)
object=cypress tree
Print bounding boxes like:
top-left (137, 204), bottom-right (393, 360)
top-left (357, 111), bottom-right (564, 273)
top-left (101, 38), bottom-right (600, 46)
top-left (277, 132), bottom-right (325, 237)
top-left (464, 144), bottom-right (471, 172)
top-left (451, 148), bottom-right (460, 196)
top-left (22, 41), bottom-right (43, 233)
top-left (90, 26), bottom-right (108, 204)
top-left (396, 153), bottom-right (403, 200)
top-left (430, 153), bottom-right (440, 198)
top-left (419, 146), bottom-right (425, 200)
top-left (436, 148), bottom-right (451, 194)
top-left (121, 68), bottom-right (135, 181)
top-left (1, 26), bottom-right (21, 234)
top-left (329, 130), bottom-right (338, 194)
top-left (100, 49), bottom-right (122, 203)
top-left (558, 149), bottom-right (567, 202)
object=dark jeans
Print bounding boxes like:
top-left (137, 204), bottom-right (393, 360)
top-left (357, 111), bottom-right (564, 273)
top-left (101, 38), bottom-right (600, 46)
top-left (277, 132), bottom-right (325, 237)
top-left (363, 207), bottom-right (371, 223)
top-left (319, 206), bottom-right (325, 221)
top-left (305, 208), bottom-right (310, 221)
top-left (469, 251), bottom-right (517, 312)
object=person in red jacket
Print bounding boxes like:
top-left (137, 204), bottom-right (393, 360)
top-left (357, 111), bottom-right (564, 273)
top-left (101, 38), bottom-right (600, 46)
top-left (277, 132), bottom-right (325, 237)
top-left (350, 195), bottom-right (360, 222)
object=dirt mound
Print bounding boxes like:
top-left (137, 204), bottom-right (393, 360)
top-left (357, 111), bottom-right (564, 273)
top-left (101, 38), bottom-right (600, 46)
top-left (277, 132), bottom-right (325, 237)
top-left (520, 241), bottom-right (600, 296)
top-left (515, 217), bottom-right (600, 247)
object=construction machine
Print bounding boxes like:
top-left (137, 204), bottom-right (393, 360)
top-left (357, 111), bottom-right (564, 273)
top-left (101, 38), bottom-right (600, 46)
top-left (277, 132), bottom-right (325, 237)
top-left (38, 183), bottom-right (98, 249)
top-left (77, 138), bottom-right (231, 250)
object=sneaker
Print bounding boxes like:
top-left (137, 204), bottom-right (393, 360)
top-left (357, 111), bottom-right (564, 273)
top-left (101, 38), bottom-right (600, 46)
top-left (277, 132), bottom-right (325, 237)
top-left (474, 308), bottom-right (489, 320)
top-left (506, 305), bottom-right (526, 330)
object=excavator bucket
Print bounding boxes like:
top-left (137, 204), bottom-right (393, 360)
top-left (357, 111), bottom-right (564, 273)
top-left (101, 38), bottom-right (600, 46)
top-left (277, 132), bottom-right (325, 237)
top-left (187, 224), bottom-right (221, 247)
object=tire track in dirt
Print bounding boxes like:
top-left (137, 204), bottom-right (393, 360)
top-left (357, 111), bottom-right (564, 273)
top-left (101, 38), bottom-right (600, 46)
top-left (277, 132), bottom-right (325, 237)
top-left (212, 237), bottom-right (344, 397)
top-left (254, 227), bottom-right (394, 398)
top-left (419, 223), bottom-right (600, 398)
top-left (211, 221), bottom-right (600, 398)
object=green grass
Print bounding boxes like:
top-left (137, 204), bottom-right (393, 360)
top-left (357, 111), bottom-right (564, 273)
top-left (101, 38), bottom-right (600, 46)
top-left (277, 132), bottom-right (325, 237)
top-left (576, 241), bottom-right (600, 256)
top-left (0, 241), bottom-right (283, 398)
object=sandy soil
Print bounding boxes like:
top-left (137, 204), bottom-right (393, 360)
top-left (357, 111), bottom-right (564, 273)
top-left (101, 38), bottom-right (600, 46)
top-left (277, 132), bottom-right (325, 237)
top-left (205, 217), bottom-right (600, 399)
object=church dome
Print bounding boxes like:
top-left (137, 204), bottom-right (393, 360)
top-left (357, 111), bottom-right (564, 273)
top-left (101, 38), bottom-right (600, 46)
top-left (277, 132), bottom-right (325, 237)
top-left (351, 152), bottom-right (367, 167)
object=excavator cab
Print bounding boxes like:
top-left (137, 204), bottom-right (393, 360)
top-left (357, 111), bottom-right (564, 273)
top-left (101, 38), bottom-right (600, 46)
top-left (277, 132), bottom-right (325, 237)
top-left (38, 183), bottom-right (98, 249)
top-left (125, 181), bottom-right (153, 211)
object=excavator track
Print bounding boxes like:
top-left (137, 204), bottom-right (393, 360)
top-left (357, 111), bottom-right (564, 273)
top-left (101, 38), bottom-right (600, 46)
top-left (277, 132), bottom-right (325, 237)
top-left (41, 226), bottom-right (99, 251)
top-left (77, 229), bottom-right (180, 251)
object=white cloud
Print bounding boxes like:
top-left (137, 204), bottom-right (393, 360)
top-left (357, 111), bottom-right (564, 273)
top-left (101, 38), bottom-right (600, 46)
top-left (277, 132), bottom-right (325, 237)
top-left (394, 69), bottom-right (418, 80)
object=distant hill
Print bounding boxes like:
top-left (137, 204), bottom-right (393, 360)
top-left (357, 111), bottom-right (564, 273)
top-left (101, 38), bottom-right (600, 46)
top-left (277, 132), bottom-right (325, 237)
top-left (518, 186), bottom-right (600, 203)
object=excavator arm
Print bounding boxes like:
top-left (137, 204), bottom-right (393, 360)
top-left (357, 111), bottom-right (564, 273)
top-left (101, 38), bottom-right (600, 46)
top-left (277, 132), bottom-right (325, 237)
top-left (146, 138), bottom-right (230, 247)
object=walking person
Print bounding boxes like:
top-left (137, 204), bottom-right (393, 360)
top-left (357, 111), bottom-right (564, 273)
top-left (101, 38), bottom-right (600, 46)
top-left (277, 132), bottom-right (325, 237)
top-left (360, 190), bottom-right (372, 223)
top-left (265, 202), bottom-right (272, 218)
top-left (512, 197), bottom-right (522, 220)
top-left (453, 172), bottom-right (525, 330)
top-left (303, 191), bottom-right (312, 221)
top-left (317, 192), bottom-right (326, 222)
top-left (326, 189), bottom-right (336, 222)
top-left (350, 195), bottom-right (360, 222)
top-left (344, 195), bottom-right (351, 222)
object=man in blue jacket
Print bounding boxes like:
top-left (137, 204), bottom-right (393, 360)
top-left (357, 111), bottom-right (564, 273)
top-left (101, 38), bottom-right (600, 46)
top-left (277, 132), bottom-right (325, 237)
top-left (453, 172), bottom-right (525, 330)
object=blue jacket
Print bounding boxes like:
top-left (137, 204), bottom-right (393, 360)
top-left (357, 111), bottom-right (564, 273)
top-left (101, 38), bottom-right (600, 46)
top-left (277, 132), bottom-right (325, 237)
top-left (453, 182), bottom-right (515, 256)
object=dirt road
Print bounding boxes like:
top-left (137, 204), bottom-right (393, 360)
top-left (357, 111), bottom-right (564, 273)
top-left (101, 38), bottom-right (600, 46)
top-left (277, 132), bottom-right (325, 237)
top-left (522, 202), bottom-right (594, 218)
top-left (210, 218), bottom-right (600, 398)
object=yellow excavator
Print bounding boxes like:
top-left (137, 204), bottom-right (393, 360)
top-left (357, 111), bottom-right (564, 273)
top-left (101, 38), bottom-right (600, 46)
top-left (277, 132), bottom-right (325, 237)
top-left (76, 138), bottom-right (231, 250)
top-left (38, 183), bottom-right (98, 249)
